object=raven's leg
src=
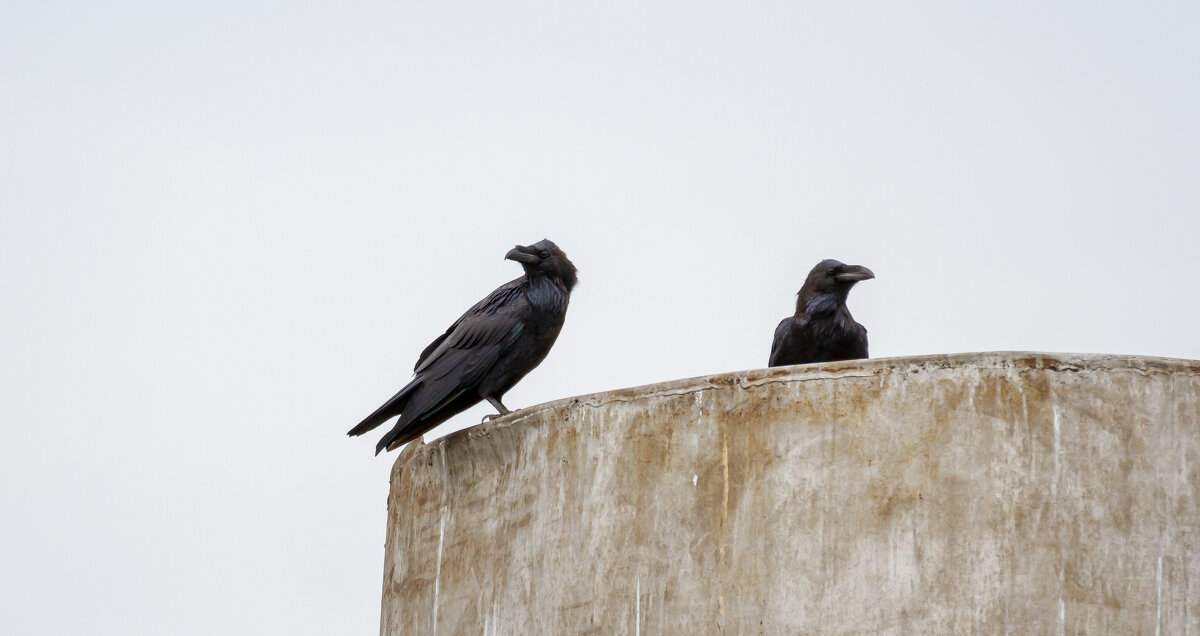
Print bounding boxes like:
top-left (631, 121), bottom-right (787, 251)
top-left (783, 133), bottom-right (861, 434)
top-left (481, 396), bottom-right (512, 422)
top-left (486, 396), bottom-right (511, 415)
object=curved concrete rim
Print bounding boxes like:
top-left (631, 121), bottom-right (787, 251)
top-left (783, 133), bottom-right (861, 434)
top-left (395, 351), bottom-right (1200, 469)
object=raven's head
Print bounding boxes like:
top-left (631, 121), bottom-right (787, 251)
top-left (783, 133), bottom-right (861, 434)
top-left (798, 259), bottom-right (874, 308)
top-left (506, 239), bottom-right (578, 291)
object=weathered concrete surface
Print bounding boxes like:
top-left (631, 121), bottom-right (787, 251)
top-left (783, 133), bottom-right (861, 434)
top-left (380, 352), bottom-right (1200, 635)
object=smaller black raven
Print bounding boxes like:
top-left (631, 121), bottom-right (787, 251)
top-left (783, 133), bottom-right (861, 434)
top-left (769, 259), bottom-right (874, 367)
top-left (348, 239), bottom-right (577, 454)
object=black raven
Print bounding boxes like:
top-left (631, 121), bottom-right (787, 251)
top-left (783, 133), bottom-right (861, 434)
top-left (769, 259), bottom-right (874, 367)
top-left (348, 239), bottom-right (578, 454)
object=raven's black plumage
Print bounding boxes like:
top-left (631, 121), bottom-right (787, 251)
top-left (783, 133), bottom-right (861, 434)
top-left (769, 259), bottom-right (874, 367)
top-left (348, 239), bottom-right (577, 454)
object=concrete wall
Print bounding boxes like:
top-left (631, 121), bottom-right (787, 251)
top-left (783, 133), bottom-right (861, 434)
top-left (379, 353), bottom-right (1199, 635)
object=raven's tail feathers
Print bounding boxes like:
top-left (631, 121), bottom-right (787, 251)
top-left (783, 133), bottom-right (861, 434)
top-left (373, 388), bottom-right (471, 454)
top-left (346, 380), bottom-right (419, 438)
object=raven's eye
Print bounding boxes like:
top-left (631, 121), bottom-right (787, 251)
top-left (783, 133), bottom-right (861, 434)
top-left (826, 268), bottom-right (837, 276)
top-left (539, 250), bottom-right (550, 259)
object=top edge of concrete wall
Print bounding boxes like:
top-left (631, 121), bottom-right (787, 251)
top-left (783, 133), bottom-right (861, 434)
top-left (393, 351), bottom-right (1199, 473)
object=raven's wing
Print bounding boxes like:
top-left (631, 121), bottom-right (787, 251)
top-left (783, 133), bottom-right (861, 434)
top-left (768, 318), bottom-right (792, 367)
top-left (414, 278), bottom-right (524, 374)
top-left (404, 314), bottom-right (524, 416)
top-left (374, 322), bottom-right (525, 454)
top-left (348, 279), bottom-right (526, 445)
top-left (371, 281), bottom-right (528, 451)
top-left (398, 279), bottom-right (525, 422)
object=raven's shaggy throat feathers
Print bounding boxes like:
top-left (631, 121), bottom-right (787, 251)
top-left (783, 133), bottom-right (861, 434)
top-left (802, 293), bottom-right (844, 317)
top-left (526, 275), bottom-right (571, 315)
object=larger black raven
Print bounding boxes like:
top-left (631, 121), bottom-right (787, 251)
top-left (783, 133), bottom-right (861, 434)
top-left (348, 239), bottom-right (578, 454)
top-left (769, 259), bottom-right (874, 367)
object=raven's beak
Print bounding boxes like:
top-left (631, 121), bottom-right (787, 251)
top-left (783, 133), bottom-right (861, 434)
top-left (505, 246), bottom-right (539, 265)
top-left (835, 265), bottom-right (875, 282)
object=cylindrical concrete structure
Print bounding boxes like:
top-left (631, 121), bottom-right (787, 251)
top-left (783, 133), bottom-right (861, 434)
top-left (379, 353), bottom-right (1199, 634)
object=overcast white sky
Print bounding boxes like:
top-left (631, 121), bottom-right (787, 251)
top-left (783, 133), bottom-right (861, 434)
top-left (2, 2), bottom-right (1197, 634)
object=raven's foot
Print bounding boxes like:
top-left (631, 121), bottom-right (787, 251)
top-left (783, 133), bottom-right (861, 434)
top-left (481, 410), bottom-right (516, 423)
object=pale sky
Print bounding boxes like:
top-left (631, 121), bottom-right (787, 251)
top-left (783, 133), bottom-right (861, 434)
top-left (2, 2), bottom-right (1198, 634)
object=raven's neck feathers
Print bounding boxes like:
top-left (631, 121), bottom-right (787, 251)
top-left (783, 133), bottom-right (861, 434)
top-left (798, 289), bottom-right (850, 319)
top-left (525, 274), bottom-right (571, 314)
